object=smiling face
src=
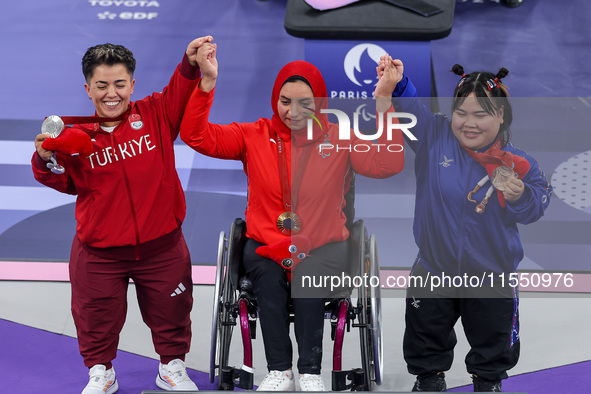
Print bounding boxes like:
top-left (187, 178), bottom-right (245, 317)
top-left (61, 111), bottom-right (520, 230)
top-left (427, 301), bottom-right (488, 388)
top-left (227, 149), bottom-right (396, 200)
top-left (276, 80), bottom-right (315, 131)
top-left (84, 64), bottom-right (135, 125)
top-left (451, 92), bottom-right (504, 150)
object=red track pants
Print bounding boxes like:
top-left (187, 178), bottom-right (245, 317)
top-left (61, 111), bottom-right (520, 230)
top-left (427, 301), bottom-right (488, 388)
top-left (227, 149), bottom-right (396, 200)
top-left (69, 232), bottom-right (193, 368)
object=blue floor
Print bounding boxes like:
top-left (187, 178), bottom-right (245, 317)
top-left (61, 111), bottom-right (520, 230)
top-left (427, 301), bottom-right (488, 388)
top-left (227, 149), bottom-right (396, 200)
top-left (434, 0), bottom-right (591, 98)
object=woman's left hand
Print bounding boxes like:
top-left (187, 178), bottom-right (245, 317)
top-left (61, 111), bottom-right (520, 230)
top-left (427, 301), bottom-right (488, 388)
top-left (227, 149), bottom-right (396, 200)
top-left (374, 55), bottom-right (403, 98)
top-left (501, 177), bottom-right (525, 202)
top-left (186, 35), bottom-right (214, 67)
top-left (197, 42), bottom-right (218, 79)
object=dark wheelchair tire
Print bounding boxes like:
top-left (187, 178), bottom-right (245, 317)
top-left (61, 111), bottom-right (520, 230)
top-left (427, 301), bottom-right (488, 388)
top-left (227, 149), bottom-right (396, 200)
top-left (368, 234), bottom-right (383, 386)
top-left (209, 231), bottom-right (227, 383)
top-left (217, 261), bottom-right (236, 390)
top-left (357, 234), bottom-right (383, 390)
top-left (210, 230), bottom-right (237, 389)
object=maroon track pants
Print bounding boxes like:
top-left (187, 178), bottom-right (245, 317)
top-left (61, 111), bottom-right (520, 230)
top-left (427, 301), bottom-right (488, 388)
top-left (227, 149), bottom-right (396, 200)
top-left (69, 233), bottom-right (193, 368)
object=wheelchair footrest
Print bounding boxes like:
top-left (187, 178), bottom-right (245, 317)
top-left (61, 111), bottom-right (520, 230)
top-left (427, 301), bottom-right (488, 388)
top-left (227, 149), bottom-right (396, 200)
top-left (220, 366), bottom-right (254, 390)
top-left (332, 368), bottom-right (365, 391)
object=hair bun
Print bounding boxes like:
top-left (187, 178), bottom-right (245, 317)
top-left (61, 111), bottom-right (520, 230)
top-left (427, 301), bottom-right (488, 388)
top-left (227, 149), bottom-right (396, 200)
top-left (496, 67), bottom-right (509, 80)
top-left (451, 64), bottom-right (465, 76)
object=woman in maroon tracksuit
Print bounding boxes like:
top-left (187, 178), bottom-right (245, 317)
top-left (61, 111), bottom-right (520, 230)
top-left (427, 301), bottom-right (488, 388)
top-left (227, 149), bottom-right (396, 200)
top-left (32, 38), bottom-right (212, 394)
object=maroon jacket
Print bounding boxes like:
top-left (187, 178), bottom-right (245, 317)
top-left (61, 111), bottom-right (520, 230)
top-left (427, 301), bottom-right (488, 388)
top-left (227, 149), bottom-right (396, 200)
top-left (32, 55), bottom-right (200, 250)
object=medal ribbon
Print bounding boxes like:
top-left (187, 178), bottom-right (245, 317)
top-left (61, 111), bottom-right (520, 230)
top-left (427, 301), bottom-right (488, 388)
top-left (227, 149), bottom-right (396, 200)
top-left (462, 137), bottom-right (530, 207)
top-left (275, 133), bottom-right (314, 222)
top-left (45, 112), bottom-right (127, 125)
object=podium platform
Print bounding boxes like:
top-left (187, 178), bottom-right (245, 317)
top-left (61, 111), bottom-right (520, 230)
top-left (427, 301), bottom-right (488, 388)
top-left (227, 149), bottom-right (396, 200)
top-left (284, 0), bottom-right (456, 97)
top-left (284, 0), bottom-right (455, 41)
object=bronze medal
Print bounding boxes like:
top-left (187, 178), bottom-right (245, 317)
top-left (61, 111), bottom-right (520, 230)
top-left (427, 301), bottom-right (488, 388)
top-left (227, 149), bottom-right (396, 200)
top-left (277, 211), bottom-right (302, 235)
top-left (491, 165), bottom-right (516, 191)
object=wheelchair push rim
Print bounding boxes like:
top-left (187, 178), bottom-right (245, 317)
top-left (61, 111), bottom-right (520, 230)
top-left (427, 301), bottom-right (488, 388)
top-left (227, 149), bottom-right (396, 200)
top-left (357, 232), bottom-right (383, 390)
top-left (209, 231), bottom-right (227, 383)
top-left (369, 234), bottom-right (384, 386)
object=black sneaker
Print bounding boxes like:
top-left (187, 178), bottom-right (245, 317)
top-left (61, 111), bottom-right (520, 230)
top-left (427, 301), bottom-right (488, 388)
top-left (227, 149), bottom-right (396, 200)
top-left (412, 372), bottom-right (446, 392)
top-left (473, 375), bottom-right (502, 392)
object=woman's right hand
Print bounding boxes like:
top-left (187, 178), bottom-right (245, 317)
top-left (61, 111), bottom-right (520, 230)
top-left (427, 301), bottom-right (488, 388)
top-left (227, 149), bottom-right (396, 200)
top-left (197, 42), bottom-right (218, 92)
top-left (35, 133), bottom-right (53, 161)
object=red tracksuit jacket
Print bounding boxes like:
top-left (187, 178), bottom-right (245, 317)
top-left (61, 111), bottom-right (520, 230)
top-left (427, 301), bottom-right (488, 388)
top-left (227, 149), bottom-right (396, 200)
top-left (32, 55), bottom-right (200, 250)
top-left (180, 87), bottom-right (405, 250)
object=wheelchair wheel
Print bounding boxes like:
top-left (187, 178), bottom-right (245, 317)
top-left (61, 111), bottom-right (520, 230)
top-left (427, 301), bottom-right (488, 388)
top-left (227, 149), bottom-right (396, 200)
top-left (368, 234), bottom-right (383, 386)
top-left (357, 234), bottom-right (383, 390)
top-left (210, 231), bottom-right (226, 382)
top-left (209, 230), bottom-right (237, 388)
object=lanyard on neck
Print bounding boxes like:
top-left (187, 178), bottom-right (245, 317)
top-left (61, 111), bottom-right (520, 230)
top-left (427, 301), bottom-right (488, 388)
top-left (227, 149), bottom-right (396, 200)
top-left (462, 138), bottom-right (515, 212)
top-left (275, 133), bottom-right (314, 234)
top-left (44, 110), bottom-right (128, 127)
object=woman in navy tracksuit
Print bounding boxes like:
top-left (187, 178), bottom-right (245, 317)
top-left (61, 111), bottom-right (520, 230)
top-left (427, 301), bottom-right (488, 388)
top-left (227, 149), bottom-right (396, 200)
top-left (382, 57), bottom-right (552, 392)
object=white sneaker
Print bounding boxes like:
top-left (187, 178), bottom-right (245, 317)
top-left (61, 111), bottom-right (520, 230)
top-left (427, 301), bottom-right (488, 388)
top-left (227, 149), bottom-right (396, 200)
top-left (156, 359), bottom-right (198, 391)
top-left (81, 364), bottom-right (118, 394)
top-left (299, 374), bottom-right (326, 391)
top-left (256, 370), bottom-right (295, 391)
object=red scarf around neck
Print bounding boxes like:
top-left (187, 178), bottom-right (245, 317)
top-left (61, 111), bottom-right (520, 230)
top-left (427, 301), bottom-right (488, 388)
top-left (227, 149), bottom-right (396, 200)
top-left (462, 138), bottom-right (530, 207)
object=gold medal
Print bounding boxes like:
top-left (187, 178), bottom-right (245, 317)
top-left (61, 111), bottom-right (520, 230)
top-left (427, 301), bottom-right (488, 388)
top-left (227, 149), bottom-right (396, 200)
top-left (277, 211), bottom-right (302, 235)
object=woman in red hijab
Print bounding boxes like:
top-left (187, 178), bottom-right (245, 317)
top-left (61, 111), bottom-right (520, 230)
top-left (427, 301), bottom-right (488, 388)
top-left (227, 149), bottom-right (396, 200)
top-left (181, 41), bottom-right (404, 391)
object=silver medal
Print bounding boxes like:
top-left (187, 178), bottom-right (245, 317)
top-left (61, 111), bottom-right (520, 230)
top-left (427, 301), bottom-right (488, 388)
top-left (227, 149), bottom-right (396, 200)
top-left (41, 115), bottom-right (65, 138)
top-left (41, 115), bottom-right (65, 174)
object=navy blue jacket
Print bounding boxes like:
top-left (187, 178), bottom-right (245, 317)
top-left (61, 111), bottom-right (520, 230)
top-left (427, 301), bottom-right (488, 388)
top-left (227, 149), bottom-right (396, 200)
top-left (394, 76), bottom-right (552, 276)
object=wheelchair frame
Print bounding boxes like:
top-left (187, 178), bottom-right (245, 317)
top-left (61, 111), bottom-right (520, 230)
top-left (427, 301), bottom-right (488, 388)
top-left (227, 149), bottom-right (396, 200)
top-left (209, 218), bottom-right (383, 391)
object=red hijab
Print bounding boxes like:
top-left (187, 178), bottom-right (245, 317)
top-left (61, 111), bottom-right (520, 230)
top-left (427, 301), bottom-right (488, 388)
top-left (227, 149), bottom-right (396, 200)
top-left (270, 61), bottom-right (329, 146)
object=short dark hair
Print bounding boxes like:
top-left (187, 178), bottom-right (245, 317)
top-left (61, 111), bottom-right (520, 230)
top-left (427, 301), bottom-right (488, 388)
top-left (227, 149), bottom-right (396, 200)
top-left (451, 64), bottom-right (513, 147)
top-left (82, 43), bottom-right (136, 82)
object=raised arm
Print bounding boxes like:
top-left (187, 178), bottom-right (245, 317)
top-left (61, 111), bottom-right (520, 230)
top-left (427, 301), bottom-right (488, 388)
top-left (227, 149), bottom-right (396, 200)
top-left (154, 36), bottom-right (213, 139)
top-left (350, 55), bottom-right (404, 178)
top-left (385, 57), bottom-right (449, 153)
top-left (192, 41), bottom-right (217, 93)
top-left (375, 54), bottom-right (403, 112)
top-left (180, 41), bottom-right (246, 160)
top-left (185, 35), bottom-right (214, 68)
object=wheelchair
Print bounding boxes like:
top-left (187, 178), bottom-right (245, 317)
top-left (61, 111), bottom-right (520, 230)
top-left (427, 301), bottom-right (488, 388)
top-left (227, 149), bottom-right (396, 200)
top-left (210, 218), bottom-right (383, 391)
